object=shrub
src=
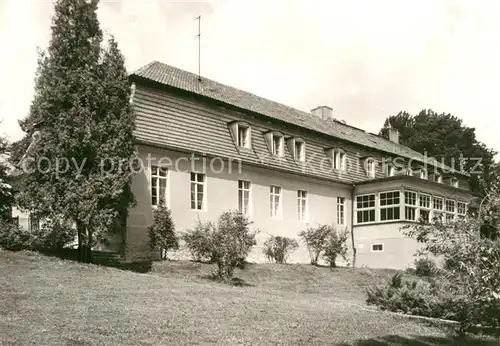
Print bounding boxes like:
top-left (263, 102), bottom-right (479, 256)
top-left (414, 257), bottom-right (438, 277)
top-left (30, 219), bottom-right (76, 252)
top-left (262, 235), bottom-right (299, 264)
top-left (298, 225), bottom-right (331, 265)
top-left (148, 201), bottom-right (179, 260)
top-left (183, 211), bottom-right (257, 281)
top-left (181, 220), bottom-right (214, 262)
top-left (0, 221), bottom-right (32, 251)
top-left (211, 211), bottom-right (257, 281)
top-left (323, 228), bottom-right (349, 267)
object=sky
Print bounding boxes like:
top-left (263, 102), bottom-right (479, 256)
top-left (0, 0), bottom-right (499, 159)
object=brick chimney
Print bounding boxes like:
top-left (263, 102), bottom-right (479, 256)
top-left (388, 127), bottom-right (399, 144)
top-left (311, 106), bottom-right (333, 120)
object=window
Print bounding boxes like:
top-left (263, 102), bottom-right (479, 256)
top-left (434, 173), bottom-right (443, 183)
top-left (366, 159), bottom-right (376, 178)
top-left (297, 190), bottom-right (308, 221)
top-left (151, 165), bottom-right (168, 206)
top-left (333, 150), bottom-right (346, 170)
top-left (433, 196), bottom-right (444, 222)
top-left (379, 191), bottom-right (400, 221)
top-left (445, 199), bottom-right (456, 223)
top-left (450, 178), bottom-right (459, 188)
top-left (420, 169), bottom-right (428, 180)
top-left (190, 172), bottom-right (205, 210)
top-left (356, 194), bottom-right (375, 223)
top-left (419, 194), bottom-right (431, 223)
top-left (372, 243), bottom-right (384, 252)
top-left (294, 140), bottom-right (305, 162)
top-left (387, 165), bottom-right (395, 177)
top-left (404, 191), bottom-right (417, 221)
top-left (270, 185), bottom-right (282, 219)
top-left (237, 125), bottom-right (250, 148)
top-left (29, 213), bottom-right (40, 232)
top-left (238, 180), bottom-right (251, 215)
top-left (272, 134), bottom-right (284, 156)
top-left (457, 201), bottom-right (466, 215)
top-left (337, 197), bottom-right (345, 225)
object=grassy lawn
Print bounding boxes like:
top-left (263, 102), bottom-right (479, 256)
top-left (0, 251), bottom-right (497, 345)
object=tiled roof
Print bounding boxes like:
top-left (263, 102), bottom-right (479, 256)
top-left (130, 61), bottom-right (462, 175)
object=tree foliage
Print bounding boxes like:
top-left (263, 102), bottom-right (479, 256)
top-left (13, 0), bottom-right (136, 262)
top-left (0, 134), bottom-right (13, 221)
top-left (401, 192), bottom-right (500, 335)
top-left (379, 109), bottom-right (497, 197)
top-left (148, 200), bottom-right (179, 260)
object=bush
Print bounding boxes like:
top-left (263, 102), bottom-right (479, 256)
top-left (181, 221), bottom-right (214, 263)
top-left (0, 221), bottom-right (32, 251)
top-left (30, 219), bottom-right (76, 253)
top-left (184, 211), bottom-right (257, 281)
top-left (414, 257), bottom-right (438, 277)
top-left (298, 225), bottom-right (331, 265)
top-left (0, 218), bottom-right (75, 253)
top-left (262, 235), bottom-right (298, 264)
top-left (298, 225), bottom-right (349, 266)
top-left (148, 201), bottom-right (179, 260)
top-left (323, 228), bottom-right (349, 267)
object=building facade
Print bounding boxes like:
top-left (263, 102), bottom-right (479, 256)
top-left (121, 61), bottom-right (474, 269)
top-left (10, 61), bottom-right (474, 269)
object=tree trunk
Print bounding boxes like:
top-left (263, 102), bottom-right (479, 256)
top-left (87, 229), bottom-right (93, 263)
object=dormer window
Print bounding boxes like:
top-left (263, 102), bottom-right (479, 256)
top-left (450, 177), bottom-right (459, 188)
top-left (434, 172), bottom-right (443, 183)
top-left (294, 140), bottom-right (305, 162)
top-left (228, 121), bottom-right (252, 150)
top-left (388, 165), bottom-right (395, 177)
top-left (334, 150), bottom-right (346, 171)
top-left (420, 168), bottom-right (428, 180)
top-left (272, 133), bottom-right (284, 156)
top-left (366, 159), bottom-right (376, 178)
top-left (237, 125), bottom-right (250, 148)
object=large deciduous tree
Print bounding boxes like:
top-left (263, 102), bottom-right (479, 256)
top-left (380, 109), bottom-right (497, 197)
top-left (0, 134), bottom-right (13, 221)
top-left (15, 0), bottom-right (136, 262)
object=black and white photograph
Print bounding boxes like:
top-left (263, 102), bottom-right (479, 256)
top-left (0, 0), bottom-right (499, 344)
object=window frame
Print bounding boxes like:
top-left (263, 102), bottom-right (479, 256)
top-left (271, 134), bottom-right (284, 157)
top-left (270, 185), bottom-right (282, 219)
top-left (371, 243), bottom-right (384, 252)
top-left (238, 180), bottom-right (252, 216)
top-left (379, 190), bottom-right (401, 221)
top-left (356, 193), bottom-right (376, 224)
top-left (294, 140), bottom-right (306, 162)
top-left (366, 159), bottom-right (376, 178)
top-left (419, 193), bottom-right (431, 223)
top-left (190, 172), bottom-right (206, 211)
top-left (236, 124), bottom-right (251, 149)
top-left (457, 201), bottom-right (467, 216)
top-left (404, 190), bottom-right (418, 221)
top-left (333, 149), bottom-right (347, 171)
top-left (337, 197), bottom-right (346, 225)
top-left (151, 165), bottom-right (169, 207)
top-left (445, 199), bottom-right (456, 223)
top-left (297, 190), bottom-right (308, 221)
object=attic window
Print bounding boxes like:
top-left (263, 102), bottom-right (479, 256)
top-left (272, 134), bottom-right (284, 157)
top-left (420, 168), bottom-right (428, 180)
top-left (228, 121), bottom-right (252, 150)
top-left (435, 173), bottom-right (443, 183)
top-left (237, 125), bottom-right (250, 148)
top-left (294, 140), bottom-right (305, 162)
top-left (366, 159), bottom-right (376, 178)
top-left (450, 177), bottom-right (459, 188)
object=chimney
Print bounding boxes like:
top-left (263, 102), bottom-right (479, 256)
top-left (388, 127), bottom-right (399, 144)
top-left (311, 106), bottom-right (333, 120)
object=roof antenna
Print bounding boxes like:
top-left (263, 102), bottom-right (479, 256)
top-left (196, 15), bottom-right (201, 81)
